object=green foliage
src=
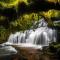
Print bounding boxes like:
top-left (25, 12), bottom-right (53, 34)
top-left (42, 9), bottom-right (60, 27)
top-left (0, 0), bottom-right (60, 44)
top-left (10, 13), bottom-right (42, 31)
top-left (0, 0), bottom-right (19, 8)
top-left (43, 9), bottom-right (60, 19)
top-left (0, 0), bottom-right (29, 8)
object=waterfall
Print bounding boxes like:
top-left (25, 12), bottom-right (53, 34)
top-left (7, 18), bottom-right (57, 48)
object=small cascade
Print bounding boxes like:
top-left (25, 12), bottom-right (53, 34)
top-left (7, 18), bottom-right (57, 48)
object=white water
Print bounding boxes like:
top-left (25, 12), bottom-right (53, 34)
top-left (0, 45), bottom-right (17, 56)
top-left (6, 18), bottom-right (57, 49)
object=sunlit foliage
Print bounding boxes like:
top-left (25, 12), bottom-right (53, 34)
top-left (47, 0), bottom-right (60, 3)
top-left (42, 9), bottom-right (60, 19)
top-left (10, 13), bottom-right (42, 31)
top-left (0, 0), bottom-right (29, 8)
top-left (0, 0), bottom-right (19, 8)
top-left (39, 9), bottom-right (60, 27)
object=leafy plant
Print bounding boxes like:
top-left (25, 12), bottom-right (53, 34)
top-left (10, 13), bottom-right (42, 31)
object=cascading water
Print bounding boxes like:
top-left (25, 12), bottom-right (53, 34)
top-left (6, 18), bottom-right (57, 49)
